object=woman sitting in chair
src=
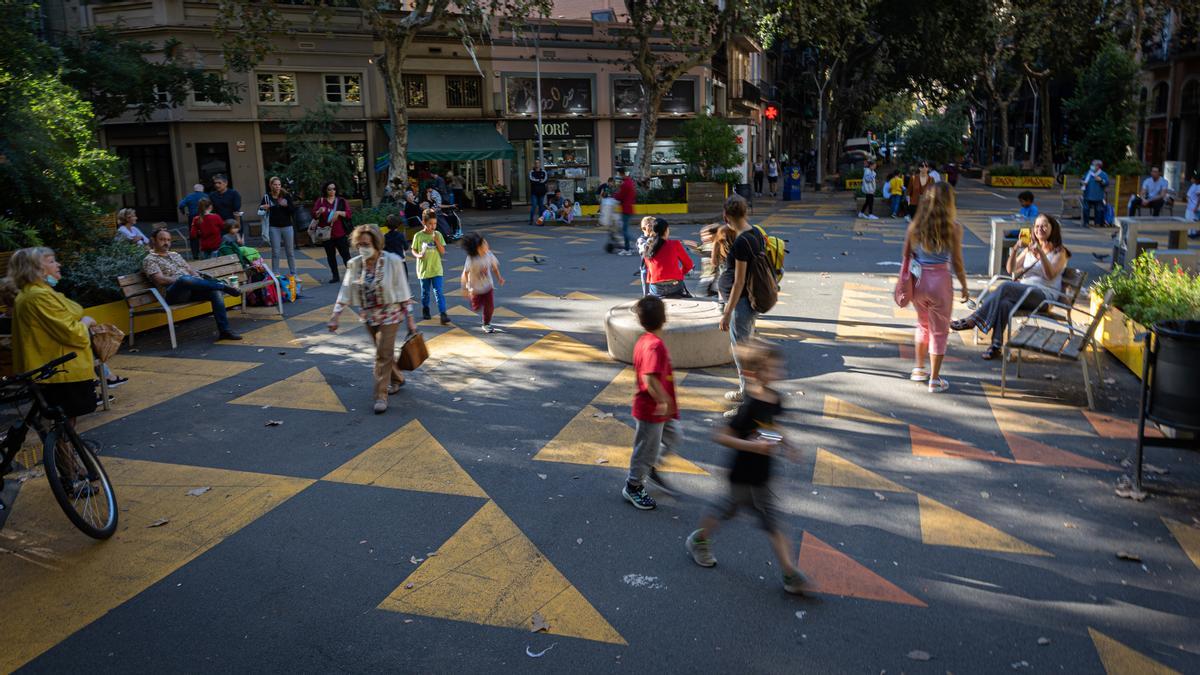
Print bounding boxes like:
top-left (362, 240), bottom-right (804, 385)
top-left (951, 213), bottom-right (1070, 360)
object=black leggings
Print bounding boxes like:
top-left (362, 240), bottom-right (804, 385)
top-left (323, 235), bottom-right (351, 278)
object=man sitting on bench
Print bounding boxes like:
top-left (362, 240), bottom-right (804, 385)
top-left (143, 228), bottom-right (243, 341)
top-left (1130, 166), bottom-right (1171, 217)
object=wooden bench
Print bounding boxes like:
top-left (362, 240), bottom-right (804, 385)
top-left (118, 254), bottom-right (282, 349)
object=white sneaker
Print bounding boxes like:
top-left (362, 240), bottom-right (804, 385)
top-left (928, 378), bottom-right (950, 393)
top-left (724, 389), bottom-right (744, 403)
top-left (868, 214), bottom-right (880, 220)
top-left (857, 213), bottom-right (866, 219)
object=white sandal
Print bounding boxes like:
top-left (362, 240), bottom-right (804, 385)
top-left (928, 377), bottom-right (950, 393)
top-left (910, 368), bottom-right (929, 382)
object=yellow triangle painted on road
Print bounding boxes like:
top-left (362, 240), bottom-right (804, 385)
top-left (981, 384), bottom-right (1090, 437)
top-left (509, 318), bottom-right (554, 331)
top-left (1162, 518), bottom-right (1200, 571)
top-left (219, 320), bottom-right (299, 348)
top-left (297, 273), bottom-right (322, 288)
top-left (514, 266), bottom-right (541, 272)
top-left (379, 500), bottom-right (626, 644)
top-left (493, 306), bottom-right (521, 318)
top-left (512, 331), bottom-right (610, 363)
top-left (510, 254), bottom-right (536, 262)
top-left (228, 366), bottom-right (347, 413)
top-left (323, 420), bottom-right (484, 497)
top-left (422, 328), bottom-right (509, 393)
top-left (592, 367), bottom-right (637, 406)
top-left (918, 495), bottom-right (1049, 556)
top-left (565, 291), bottom-right (602, 301)
top-left (447, 305), bottom-right (477, 317)
top-left (522, 290), bottom-right (558, 300)
top-left (535, 405), bottom-right (707, 475)
top-left (812, 449), bottom-right (912, 493)
top-left (1088, 628), bottom-right (1180, 675)
top-left (824, 396), bottom-right (903, 426)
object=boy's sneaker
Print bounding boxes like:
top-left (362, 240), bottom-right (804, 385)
top-left (484, 323), bottom-right (496, 333)
top-left (724, 389), bottom-right (743, 403)
top-left (723, 408), bottom-right (739, 419)
top-left (421, 307), bottom-right (431, 321)
top-left (440, 313), bottom-right (451, 325)
top-left (857, 212), bottom-right (866, 219)
top-left (782, 570), bottom-right (808, 595)
top-left (647, 467), bottom-right (676, 496)
top-left (686, 529), bottom-right (716, 567)
top-left (868, 214), bottom-right (880, 220)
top-left (622, 484), bottom-right (656, 510)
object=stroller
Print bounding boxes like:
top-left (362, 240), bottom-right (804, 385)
top-left (436, 205), bottom-right (464, 242)
top-left (599, 196), bottom-right (623, 253)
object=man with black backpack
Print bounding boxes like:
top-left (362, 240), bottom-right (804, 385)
top-left (717, 194), bottom-right (778, 418)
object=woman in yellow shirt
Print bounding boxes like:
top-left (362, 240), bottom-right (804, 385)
top-left (3, 247), bottom-right (98, 420)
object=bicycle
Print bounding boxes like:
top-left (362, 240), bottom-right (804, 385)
top-left (0, 352), bottom-right (118, 539)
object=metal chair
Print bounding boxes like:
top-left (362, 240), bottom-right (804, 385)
top-left (972, 267), bottom-right (1088, 345)
top-left (1001, 290), bottom-right (1113, 410)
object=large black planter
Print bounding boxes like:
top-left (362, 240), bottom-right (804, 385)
top-left (1134, 320), bottom-right (1200, 489)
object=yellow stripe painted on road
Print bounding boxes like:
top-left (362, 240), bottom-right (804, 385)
top-left (220, 319), bottom-right (300, 348)
top-left (1162, 518), bottom-right (1200, 571)
top-left (421, 327), bottom-right (510, 393)
top-left (513, 266), bottom-right (541, 272)
top-left (980, 383), bottom-right (1090, 437)
top-left (77, 355), bottom-right (260, 434)
top-left (379, 500), bottom-right (626, 644)
top-left (812, 449), bottom-right (911, 493)
top-left (229, 366), bottom-right (347, 413)
top-left (508, 317), bottom-right (554, 331)
top-left (917, 495), bottom-right (1049, 556)
top-left (823, 396), bottom-right (904, 426)
top-left (534, 405), bottom-right (707, 474)
top-left (324, 420), bottom-right (485, 497)
top-left (0, 458), bottom-right (313, 673)
top-left (564, 291), bottom-right (602, 301)
top-left (1088, 628), bottom-right (1180, 675)
top-left (522, 290), bottom-right (558, 300)
top-left (511, 332), bottom-right (610, 363)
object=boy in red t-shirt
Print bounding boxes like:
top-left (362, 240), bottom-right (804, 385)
top-left (624, 295), bottom-right (680, 510)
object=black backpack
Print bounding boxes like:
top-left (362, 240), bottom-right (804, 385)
top-left (744, 228), bottom-right (779, 313)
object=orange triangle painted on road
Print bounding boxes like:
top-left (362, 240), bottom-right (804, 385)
top-left (1003, 431), bottom-right (1116, 471)
top-left (797, 532), bottom-right (926, 607)
top-left (909, 424), bottom-right (1010, 463)
top-left (1082, 411), bottom-right (1164, 440)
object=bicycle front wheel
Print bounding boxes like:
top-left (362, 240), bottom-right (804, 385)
top-left (43, 424), bottom-right (118, 539)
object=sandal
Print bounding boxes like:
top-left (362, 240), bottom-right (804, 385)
top-left (909, 368), bottom-right (929, 381)
top-left (950, 317), bottom-right (977, 331)
top-left (928, 377), bottom-right (950, 393)
top-left (980, 346), bottom-right (1001, 360)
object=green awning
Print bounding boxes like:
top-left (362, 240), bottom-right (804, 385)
top-left (380, 122), bottom-right (514, 162)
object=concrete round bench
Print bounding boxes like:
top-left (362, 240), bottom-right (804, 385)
top-left (605, 298), bottom-right (732, 368)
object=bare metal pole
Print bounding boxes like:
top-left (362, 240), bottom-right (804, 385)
top-left (534, 22), bottom-right (544, 164)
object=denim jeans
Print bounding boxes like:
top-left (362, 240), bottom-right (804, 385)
top-left (164, 275), bottom-right (230, 332)
top-left (621, 213), bottom-right (633, 250)
top-left (529, 193), bottom-right (545, 225)
top-left (269, 225), bottom-right (296, 276)
top-left (729, 296), bottom-right (757, 391)
top-left (1083, 199), bottom-right (1105, 227)
top-left (890, 195), bottom-right (902, 216)
top-left (420, 275), bottom-right (447, 314)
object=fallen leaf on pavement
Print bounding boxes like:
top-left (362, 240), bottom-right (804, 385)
top-left (265, 420), bottom-right (283, 427)
top-left (186, 487), bottom-right (211, 497)
top-left (1037, 637), bottom-right (1051, 646)
top-left (530, 612), bottom-right (550, 633)
top-left (410, 555), bottom-right (424, 564)
top-left (525, 644), bottom-right (555, 658)
top-left (537, 473), bottom-right (547, 480)
top-left (576, 538), bottom-right (583, 545)
top-left (1011, 660), bottom-right (1030, 669)
top-left (405, 583), bottom-right (414, 589)
top-left (591, 412), bottom-right (613, 419)
top-left (907, 650), bottom-right (931, 661)
top-left (1064, 522), bottom-right (1078, 528)
top-left (596, 458), bottom-right (609, 464)
top-left (1102, 377), bottom-right (1116, 385)
top-left (147, 518), bottom-right (169, 528)
top-left (1116, 550), bottom-right (1141, 562)
top-left (873, 492), bottom-right (886, 501)
top-left (1143, 463), bottom-right (1168, 475)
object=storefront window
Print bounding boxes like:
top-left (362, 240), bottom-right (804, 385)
top-left (614, 139), bottom-right (686, 184)
top-left (506, 120), bottom-right (595, 202)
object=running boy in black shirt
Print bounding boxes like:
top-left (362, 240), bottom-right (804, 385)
top-left (685, 339), bottom-right (806, 594)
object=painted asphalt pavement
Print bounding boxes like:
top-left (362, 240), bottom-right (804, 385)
top-left (2, 180), bottom-right (1198, 673)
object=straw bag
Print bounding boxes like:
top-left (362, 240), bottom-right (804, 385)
top-left (90, 324), bottom-right (125, 363)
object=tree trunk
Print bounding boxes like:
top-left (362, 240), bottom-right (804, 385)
top-left (1038, 78), bottom-right (1053, 170)
top-left (997, 101), bottom-right (1010, 165)
top-left (377, 37), bottom-right (409, 189)
top-left (633, 85), bottom-right (665, 180)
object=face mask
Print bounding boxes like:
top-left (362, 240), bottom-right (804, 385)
top-left (357, 246), bottom-right (375, 258)
top-left (45, 275), bottom-right (58, 287)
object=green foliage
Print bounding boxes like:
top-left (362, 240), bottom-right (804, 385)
top-left (864, 94), bottom-right (916, 136)
top-left (1092, 252), bottom-right (1200, 327)
top-left (0, 5), bottom-right (126, 251)
top-left (350, 204), bottom-right (402, 229)
top-left (1111, 158), bottom-right (1147, 177)
top-left (677, 115), bottom-right (744, 180)
top-left (268, 104), bottom-right (356, 201)
top-left (60, 28), bottom-right (240, 121)
top-left (56, 240), bottom-right (149, 306)
top-left (902, 103), bottom-right (967, 165)
top-left (0, 217), bottom-right (43, 250)
top-left (1064, 41), bottom-right (1139, 168)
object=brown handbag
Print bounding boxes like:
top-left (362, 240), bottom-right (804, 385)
top-left (398, 331), bottom-right (428, 371)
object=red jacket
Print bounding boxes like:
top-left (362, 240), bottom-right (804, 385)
top-left (190, 214), bottom-right (224, 252)
top-left (617, 177), bottom-right (636, 215)
top-left (644, 239), bottom-right (694, 283)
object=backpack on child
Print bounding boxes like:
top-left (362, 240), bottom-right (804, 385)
top-left (745, 228), bottom-right (779, 314)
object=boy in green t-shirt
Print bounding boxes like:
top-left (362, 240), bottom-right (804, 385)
top-left (411, 208), bottom-right (449, 324)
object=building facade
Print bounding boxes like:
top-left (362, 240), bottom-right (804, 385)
top-left (1139, 8), bottom-right (1200, 191)
top-left (49, 0), bottom-right (771, 221)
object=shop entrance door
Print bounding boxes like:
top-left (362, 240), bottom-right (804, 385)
top-left (509, 141), bottom-right (530, 203)
top-left (115, 144), bottom-right (177, 222)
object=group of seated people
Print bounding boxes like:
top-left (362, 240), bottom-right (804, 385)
top-left (537, 189), bottom-right (576, 225)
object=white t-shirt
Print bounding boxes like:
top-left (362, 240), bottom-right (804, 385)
top-left (1142, 176), bottom-right (1168, 201)
top-left (1186, 183), bottom-right (1200, 221)
top-left (464, 252), bottom-right (497, 294)
top-left (1018, 248), bottom-right (1064, 295)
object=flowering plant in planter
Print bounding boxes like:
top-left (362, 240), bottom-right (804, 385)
top-left (1092, 251), bottom-right (1200, 326)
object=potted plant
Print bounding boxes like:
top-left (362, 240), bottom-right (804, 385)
top-left (1091, 251), bottom-right (1200, 378)
top-left (677, 114), bottom-right (743, 212)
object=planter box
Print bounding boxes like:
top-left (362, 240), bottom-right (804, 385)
top-left (1092, 295), bottom-right (1147, 379)
top-left (986, 175), bottom-right (1055, 188)
top-left (686, 182), bottom-right (728, 214)
top-left (579, 203), bottom-right (688, 217)
top-left (843, 178), bottom-right (863, 191)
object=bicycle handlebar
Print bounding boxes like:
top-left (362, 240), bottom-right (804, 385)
top-left (4, 352), bottom-right (77, 383)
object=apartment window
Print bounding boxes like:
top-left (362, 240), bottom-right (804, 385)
top-left (324, 74), bottom-right (362, 104)
top-left (257, 72), bottom-right (297, 105)
top-left (446, 76), bottom-right (482, 108)
top-left (404, 74), bottom-right (427, 108)
top-left (191, 71), bottom-right (227, 107)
